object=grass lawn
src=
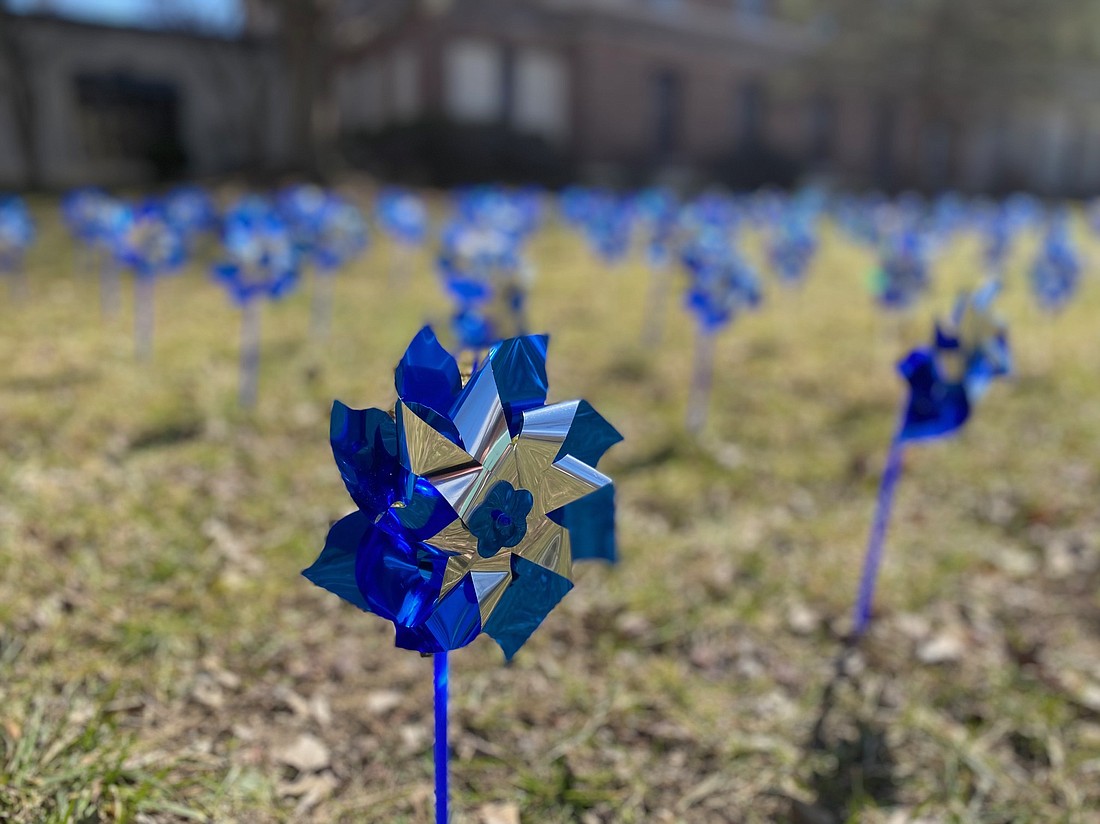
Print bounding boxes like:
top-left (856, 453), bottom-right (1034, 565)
top-left (2, 192), bottom-right (1099, 822)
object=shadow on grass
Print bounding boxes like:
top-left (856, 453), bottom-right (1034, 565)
top-left (129, 416), bottom-right (205, 451)
top-left (5, 368), bottom-right (100, 393)
top-left (800, 641), bottom-right (899, 822)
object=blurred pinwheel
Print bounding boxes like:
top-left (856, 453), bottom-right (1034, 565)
top-left (312, 195), bottom-right (369, 272)
top-left (1030, 223), bottom-right (1081, 313)
top-left (581, 193), bottom-right (634, 266)
top-left (62, 188), bottom-right (112, 245)
top-left (870, 228), bottom-right (930, 310)
top-left (115, 203), bottom-right (186, 279)
top-left (681, 228), bottom-right (762, 432)
top-left (115, 203), bottom-right (186, 358)
top-left (438, 220), bottom-right (530, 352)
top-left (213, 201), bottom-right (300, 306)
top-left (853, 280), bottom-right (1010, 635)
top-left (768, 216), bottom-right (818, 286)
top-left (213, 202), bottom-right (300, 407)
top-left (163, 185), bottom-right (218, 242)
top-left (0, 194), bottom-right (34, 273)
top-left (377, 187), bottom-right (429, 246)
top-left (683, 229), bottom-right (762, 332)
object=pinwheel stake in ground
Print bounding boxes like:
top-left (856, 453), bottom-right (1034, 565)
top-left (852, 281), bottom-right (1010, 636)
top-left (377, 188), bottom-right (429, 285)
top-left (213, 206), bottom-right (300, 408)
top-left (636, 189), bottom-right (679, 347)
top-left (0, 195), bottom-right (34, 300)
top-left (302, 327), bottom-right (621, 823)
top-left (681, 230), bottom-right (762, 434)
top-left (308, 195), bottom-right (369, 340)
top-left (116, 205), bottom-right (186, 359)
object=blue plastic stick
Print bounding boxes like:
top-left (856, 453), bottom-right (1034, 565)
top-left (686, 328), bottom-right (716, 434)
top-left (134, 276), bottom-right (156, 360)
top-left (852, 431), bottom-right (906, 636)
top-left (239, 299), bottom-right (262, 408)
top-left (100, 255), bottom-right (121, 319)
top-left (434, 651), bottom-right (449, 824)
top-left (310, 268), bottom-right (334, 340)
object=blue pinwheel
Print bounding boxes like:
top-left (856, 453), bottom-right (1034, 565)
top-left (871, 228), bottom-right (930, 311)
top-left (62, 188), bottom-right (112, 245)
top-left (214, 203), bottom-right (299, 305)
top-left (303, 326), bottom-right (621, 822)
top-left (68, 193), bottom-right (133, 317)
top-left (852, 280), bottom-right (1010, 635)
top-left (304, 326), bottom-right (621, 655)
top-left (683, 233), bottom-right (762, 332)
top-left (681, 228), bottom-right (762, 433)
top-left (1030, 223), bottom-right (1080, 313)
top-left (582, 194), bottom-right (634, 266)
top-left (377, 187), bottom-right (429, 284)
top-left (312, 196), bottom-right (369, 272)
top-left (115, 203), bottom-right (187, 359)
top-left (163, 185), bottom-right (218, 243)
top-left (213, 203), bottom-right (301, 407)
top-left (768, 216), bottom-right (818, 286)
top-left (437, 220), bottom-right (529, 353)
top-left (0, 195), bottom-right (34, 297)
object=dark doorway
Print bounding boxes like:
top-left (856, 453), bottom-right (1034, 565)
top-left (74, 72), bottom-right (187, 180)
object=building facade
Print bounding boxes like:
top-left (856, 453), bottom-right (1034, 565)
top-left (333, 0), bottom-right (1100, 195)
top-left (0, 12), bottom-right (292, 188)
top-left (3, 1), bottom-right (1100, 194)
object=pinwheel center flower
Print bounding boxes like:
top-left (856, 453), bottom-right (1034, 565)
top-left (468, 481), bottom-right (534, 558)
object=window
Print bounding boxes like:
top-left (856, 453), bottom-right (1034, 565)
top-left (653, 69), bottom-right (681, 157)
top-left (444, 39), bottom-right (504, 123)
top-left (737, 79), bottom-right (765, 148)
top-left (513, 49), bottom-right (569, 141)
top-left (391, 49), bottom-right (421, 123)
top-left (74, 72), bottom-right (184, 176)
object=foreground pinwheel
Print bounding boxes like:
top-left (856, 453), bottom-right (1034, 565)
top-left (303, 327), bottom-right (621, 822)
top-left (852, 280), bottom-right (1010, 636)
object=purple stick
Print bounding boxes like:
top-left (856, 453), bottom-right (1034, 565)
top-left (433, 651), bottom-right (449, 824)
top-left (851, 431), bottom-right (906, 637)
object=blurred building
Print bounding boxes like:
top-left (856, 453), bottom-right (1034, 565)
top-left (0, 11), bottom-right (290, 187)
top-left (334, 0), bottom-right (1100, 195)
top-left (3, 0), bottom-right (1100, 194)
